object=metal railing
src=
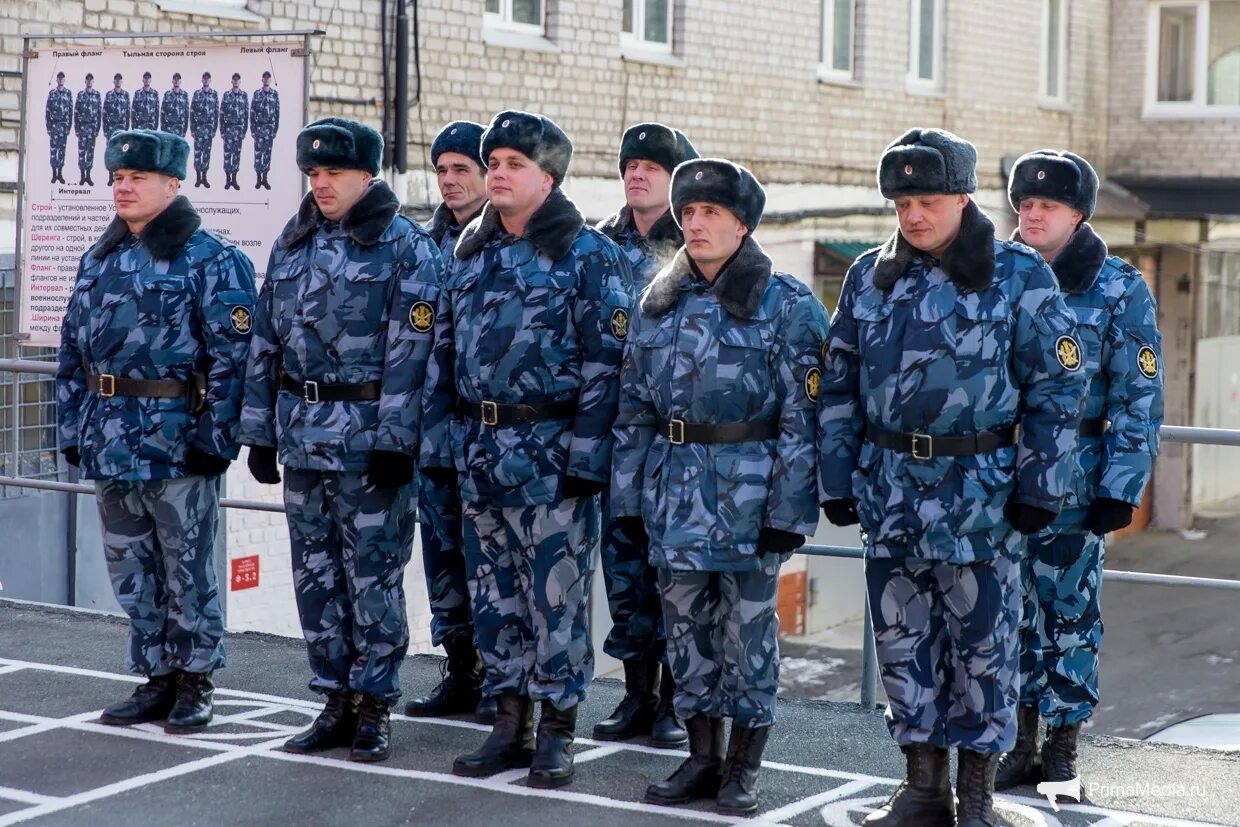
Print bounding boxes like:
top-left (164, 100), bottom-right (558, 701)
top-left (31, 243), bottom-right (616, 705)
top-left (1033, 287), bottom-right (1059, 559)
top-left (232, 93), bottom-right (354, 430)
top-left (2, 357), bottom-right (1240, 711)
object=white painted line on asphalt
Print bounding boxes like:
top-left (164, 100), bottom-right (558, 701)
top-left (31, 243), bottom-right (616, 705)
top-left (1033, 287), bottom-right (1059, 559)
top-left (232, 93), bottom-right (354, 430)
top-left (0, 786), bottom-right (58, 806)
top-left (573, 745), bottom-right (625, 764)
top-left (0, 665), bottom-right (26, 677)
top-left (756, 778), bottom-right (876, 824)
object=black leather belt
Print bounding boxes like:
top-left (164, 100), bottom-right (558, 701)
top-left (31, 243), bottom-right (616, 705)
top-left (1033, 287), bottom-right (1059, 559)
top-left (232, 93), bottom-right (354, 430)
top-left (86, 372), bottom-right (186, 399)
top-left (1078, 418), bottom-right (1110, 438)
top-left (458, 398), bottom-right (579, 426)
top-left (656, 418), bottom-right (780, 445)
top-left (865, 424), bottom-right (1019, 459)
top-left (279, 373), bottom-right (380, 403)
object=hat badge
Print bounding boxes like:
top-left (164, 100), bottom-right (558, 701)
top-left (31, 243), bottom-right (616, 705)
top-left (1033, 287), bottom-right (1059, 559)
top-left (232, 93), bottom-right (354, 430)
top-left (639, 131), bottom-right (647, 140)
top-left (1037, 170), bottom-right (1046, 180)
top-left (312, 139), bottom-right (321, 149)
top-left (122, 143), bottom-right (129, 152)
top-left (450, 128), bottom-right (457, 135)
top-left (694, 171), bottom-right (703, 180)
top-left (502, 119), bottom-right (510, 127)
top-left (904, 164), bottom-right (913, 175)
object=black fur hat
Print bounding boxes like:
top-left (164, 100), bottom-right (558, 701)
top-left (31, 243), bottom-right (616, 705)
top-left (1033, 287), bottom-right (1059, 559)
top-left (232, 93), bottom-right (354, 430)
top-left (1008, 149), bottom-right (1099, 219)
top-left (481, 110), bottom-right (573, 186)
top-left (296, 117), bottom-right (383, 176)
top-left (105, 129), bottom-right (189, 179)
top-left (618, 122), bottom-right (699, 176)
top-left (878, 128), bottom-right (977, 199)
top-left (671, 158), bottom-right (766, 233)
top-left (431, 120), bottom-right (485, 170)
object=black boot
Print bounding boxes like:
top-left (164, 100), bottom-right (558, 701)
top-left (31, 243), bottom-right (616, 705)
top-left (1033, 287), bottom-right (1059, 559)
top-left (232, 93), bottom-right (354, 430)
top-left (58, 168), bottom-right (65, 183)
top-left (650, 663), bottom-right (687, 748)
top-left (715, 723), bottom-right (770, 815)
top-left (592, 657), bottom-right (656, 740)
top-left (194, 171), bottom-right (202, 187)
top-left (85, 171), bottom-right (94, 186)
top-left (78, 170), bottom-right (87, 186)
top-left (475, 694), bottom-right (497, 726)
top-left (283, 691), bottom-right (358, 753)
top-left (957, 749), bottom-right (1001, 827)
top-left (263, 172), bottom-right (272, 190)
top-left (1041, 721), bottom-right (1081, 783)
top-left (350, 693), bottom-right (392, 762)
top-left (995, 705), bottom-right (1041, 790)
top-left (165, 671), bottom-right (214, 734)
top-left (256, 173), bottom-right (263, 189)
top-left (453, 693), bottom-right (534, 777)
top-left (202, 173), bottom-right (210, 188)
top-left (528, 701), bottom-right (577, 789)
top-left (403, 633), bottom-right (483, 719)
top-left (646, 715), bottom-right (724, 805)
top-left (862, 744), bottom-right (954, 826)
top-left (51, 170), bottom-right (58, 184)
top-left (99, 673), bottom-right (177, 726)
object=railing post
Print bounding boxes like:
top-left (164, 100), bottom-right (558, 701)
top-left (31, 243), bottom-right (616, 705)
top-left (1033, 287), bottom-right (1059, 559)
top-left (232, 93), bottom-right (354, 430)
top-left (860, 588), bottom-right (879, 712)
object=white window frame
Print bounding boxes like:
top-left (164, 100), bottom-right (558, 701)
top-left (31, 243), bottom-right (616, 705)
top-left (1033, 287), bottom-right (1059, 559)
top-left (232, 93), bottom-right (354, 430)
top-left (907, 0), bottom-right (945, 93)
top-left (484, 0), bottom-right (546, 36)
top-left (1040, 0), bottom-right (1070, 104)
top-left (818, 0), bottom-right (857, 83)
top-left (155, 0), bottom-right (263, 23)
top-left (621, 0), bottom-right (674, 53)
top-left (1145, 0), bottom-right (1240, 118)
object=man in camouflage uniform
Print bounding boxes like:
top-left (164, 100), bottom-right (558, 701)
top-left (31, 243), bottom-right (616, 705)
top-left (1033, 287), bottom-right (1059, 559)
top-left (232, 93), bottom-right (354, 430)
top-left (219, 73), bottom-right (248, 191)
top-left (612, 159), bottom-right (828, 815)
top-left (160, 73), bottom-right (189, 137)
top-left (73, 73), bottom-right (101, 186)
top-left (131, 72), bottom-right (159, 131)
top-left (45, 71), bottom-right (72, 184)
top-left (419, 111), bottom-right (634, 789)
top-left (249, 71), bottom-right (279, 190)
top-left (56, 129), bottom-right (256, 735)
top-left (241, 117), bottom-right (447, 763)
top-left (102, 74), bottom-right (131, 186)
top-left (592, 122), bottom-right (699, 750)
top-left (190, 72), bottom-right (219, 189)
top-left (403, 120), bottom-right (495, 726)
top-left (996, 151), bottom-right (1164, 792)
top-left (818, 129), bottom-right (1087, 827)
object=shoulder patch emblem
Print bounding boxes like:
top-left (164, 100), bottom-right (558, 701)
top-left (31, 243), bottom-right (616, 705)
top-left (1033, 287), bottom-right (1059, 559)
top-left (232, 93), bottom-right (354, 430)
top-left (1137, 345), bottom-right (1159, 379)
top-left (410, 300), bottom-right (435, 333)
top-left (610, 307), bottom-right (629, 340)
top-left (1055, 335), bottom-right (1082, 372)
top-left (805, 367), bottom-right (822, 402)
top-left (230, 305), bottom-right (252, 334)
top-left (820, 339), bottom-right (829, 363)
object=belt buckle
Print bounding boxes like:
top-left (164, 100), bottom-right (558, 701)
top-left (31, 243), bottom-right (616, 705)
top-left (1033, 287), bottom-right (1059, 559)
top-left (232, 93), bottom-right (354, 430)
top-left (911, 432), bottom-right (933, 460)
top-left (98, 373), bottom-right (116, 398)
top-left (481, 400), bottom-right (499, 427)
top-left (1102, 419), bottom-right (1112, 433)
top-left (304, 380), bottom-right (320, 404)
top-left (668, 419), bottom-right (685, 445)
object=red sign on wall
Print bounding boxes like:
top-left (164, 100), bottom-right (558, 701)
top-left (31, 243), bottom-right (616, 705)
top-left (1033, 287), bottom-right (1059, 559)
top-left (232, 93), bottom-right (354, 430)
top-left (230, 555), bottom-right (260, 591)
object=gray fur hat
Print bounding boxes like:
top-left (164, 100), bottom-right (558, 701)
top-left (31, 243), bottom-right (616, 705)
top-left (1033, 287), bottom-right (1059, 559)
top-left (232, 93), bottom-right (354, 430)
top-left (878, 128), bottom-right (977, 198)
top-left (296, 117), bottom-right (383, 176)
top-left (618, 122), bottom-right (699, 176)
top-left (431, 120), bottom-right (485, 170)
top-left (105, 129), bottom-right (189, 179)
top-left (1008, 149), bottom-right (1099, 219)
top-left (671, 158), bottom-right (766, 233)
top-left (480, 110), bottom-right (573, 186)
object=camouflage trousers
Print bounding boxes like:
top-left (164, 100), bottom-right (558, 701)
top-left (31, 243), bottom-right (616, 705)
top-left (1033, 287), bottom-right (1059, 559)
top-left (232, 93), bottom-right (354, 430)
top-left (284, 468), bottom-right (418, 704)
top-left (462, 496), bottom-right (599, 711)
top-left (253, 138), bottom-right (274, 173)
top-left (222, 132), bottom-right (244, 173)
top-left (600, 491), bottom-right (663, 662)
top-left (417, 470), bottom-right (472, 647)
top-left (866, 554), bottom-right (1022, 753)
top-left (658, 565), bottom-right (781, 728)
top-left (50, 133), bottom-right (68, 167)
top-left (77, 137), bottom-right (96, 173)
top-left (192, 133), bottom-right (213, 172)
top-left (95, 475), bottom-right (224, 677)
top-left (1019, 531), bottom-right (1105, 727)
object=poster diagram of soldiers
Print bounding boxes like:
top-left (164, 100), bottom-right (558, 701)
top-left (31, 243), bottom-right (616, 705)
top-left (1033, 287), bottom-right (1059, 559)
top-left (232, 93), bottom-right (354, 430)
top-left (20, 41), bottom-right (304, 346)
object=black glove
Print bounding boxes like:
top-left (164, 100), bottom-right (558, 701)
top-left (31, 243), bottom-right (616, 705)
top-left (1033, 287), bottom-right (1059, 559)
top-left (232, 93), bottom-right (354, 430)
top-left (1084, 497), bottom-right (1134, 536)
top-left (562, 476), bottom-right (606, 499)
top-left (421, 465), bottom-right (458, 489)
top-left (611, 516), bottom-right (649, 547)
top-left (758, 527), bottom-right (805, 555)
top-left (1005, 500), bottom-right (1056, 535)
top-left (247, 445), bottom-right (281, 485)
top-left (184, 446), bottom-right (231, 477)
top-left (822, 499), bottom-right (860, 527)
top-left (62, 446), bottom-right (81, 468)
top-left (367, 450), bottom-right (415, 489)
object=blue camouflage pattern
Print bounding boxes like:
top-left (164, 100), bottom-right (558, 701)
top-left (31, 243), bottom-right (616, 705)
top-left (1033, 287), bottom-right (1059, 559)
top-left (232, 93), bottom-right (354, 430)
top-left (659, 567), bottom-right (781, 727)
top-left (102, 87), bottom-right (130, 138)
top-left (611, 241), bottom-right (829, 572)
top-left (249, 86), bottom-right (279, 174)
top-left (74, 87), bottom-right (101, 174)
top-left (818, 238), bottom-right (1087, 563)
top-left (867, 554), bottom-right (1023, 753)
top-left (285, 468), bottom-right (418, 702)
top-left (160, 87), bottom-right (189, 137)
top-left (190, 86), bottom-right (219, 173)
top-left (45, 84), bottom-right (73, 172)
top-left (220, 87), bottom-right (248, 174)
top-left (95, 475), bottom-right (225, 677)
top-left (56, 199), bottom-right (258, 481)
top-left (131, 86), bottom-right (160, 131)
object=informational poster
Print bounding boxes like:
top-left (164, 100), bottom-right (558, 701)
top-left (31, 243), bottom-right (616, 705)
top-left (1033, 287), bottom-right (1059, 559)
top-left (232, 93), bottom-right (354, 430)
top-left (18, 39), bottom-right (307, 346)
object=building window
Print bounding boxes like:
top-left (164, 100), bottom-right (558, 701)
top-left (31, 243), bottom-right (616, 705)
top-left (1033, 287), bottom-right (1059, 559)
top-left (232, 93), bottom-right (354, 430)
top-left (1042, 0), bottom-right (1069, 101)
top-left (485, 0), bottom-right (545, 34)
top-left (1148, 1), bottom-right (1240, 114)
top-left (820, 0), bottom-right (856, 80)
top-left (622, 0), bottom-right (672, 50)
top-left (908, 0), bottom-right (944, 90)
